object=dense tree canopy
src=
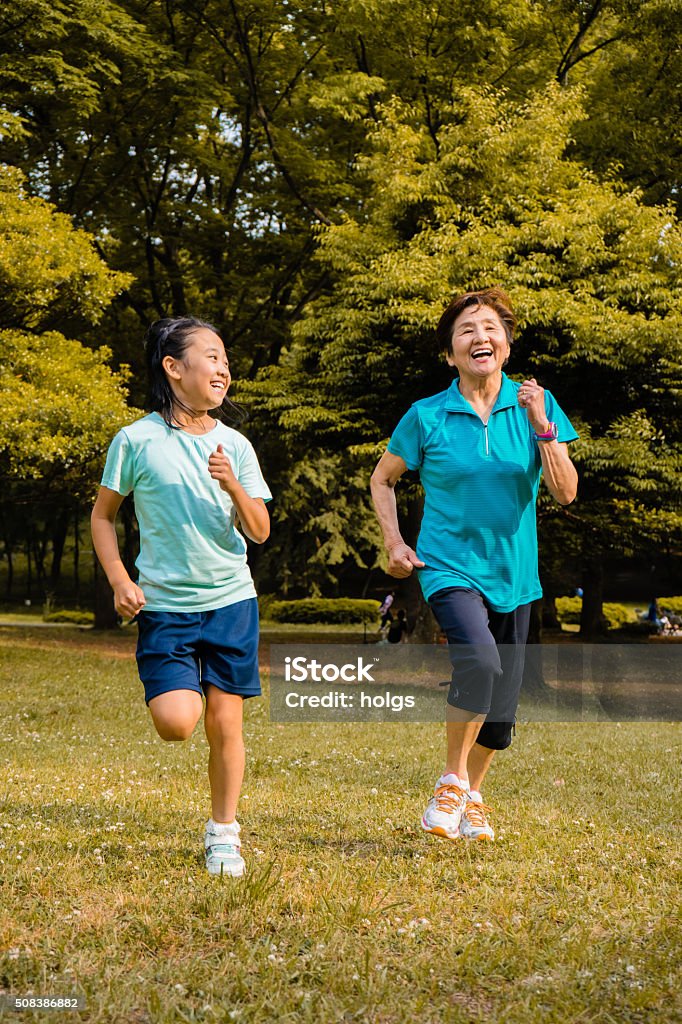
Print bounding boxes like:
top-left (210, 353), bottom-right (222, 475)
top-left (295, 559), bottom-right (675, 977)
top-left (0, 158), bottom-right (135, 599)
top-left (0, 0), bottom-right (680, 623)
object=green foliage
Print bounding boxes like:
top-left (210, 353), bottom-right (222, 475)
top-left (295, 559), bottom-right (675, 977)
top-left (555, 596), bottom-right (583, 624)
top-left (266, 598), bottom-right (380, 624)
top-left (0, 162), bottom-right (136, 491)
top-left (43, 609), bottom-right (94, 624)
top-left (0, 164), bottom-right (128, 331)
top-left (602, 603), bottom-right (633, 631)
top-left (1, 0), bottom-right (682, 608)
top-left (556, 597), bottom-right (633, 630)
top-left (0, 329), bottom-right (136, 491)
top-left (249, 82), bottom-right (682, 599)
top-left (659, 597), bottom-right (682, 616)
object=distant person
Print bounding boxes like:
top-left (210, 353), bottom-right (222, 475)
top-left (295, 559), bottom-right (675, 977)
top-left (371, 287), bottom-right (578, 842)
top-left (91, 317), bottom-right (271, 877)
top-left (647, 598), bottom-right (663, 632)
top-left (387, 609), bottom-right (408, 644)
top-left (378, 590), bottom-right (395, 629)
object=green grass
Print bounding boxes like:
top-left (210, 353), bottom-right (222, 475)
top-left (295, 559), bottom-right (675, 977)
top-left (0, 627), bottom-right (680, 1023)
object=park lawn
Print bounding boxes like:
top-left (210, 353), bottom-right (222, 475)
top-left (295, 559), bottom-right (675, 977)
top-left (0, 628), bottom-right (679, 1024)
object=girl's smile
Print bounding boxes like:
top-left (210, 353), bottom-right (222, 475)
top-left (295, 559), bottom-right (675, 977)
top-left (162, 327), bottom-right (232, 415)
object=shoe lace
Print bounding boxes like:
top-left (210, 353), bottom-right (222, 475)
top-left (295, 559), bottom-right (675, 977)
top-left (207, 840), bottom-right (240, 856)
top-left (434, 783), bottom-right (466, 812)
top-left (464, 799), bottom-right (491, 826)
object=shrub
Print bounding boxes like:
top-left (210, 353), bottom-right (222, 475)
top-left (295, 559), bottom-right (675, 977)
top-left (602, 603), bottom-right (632, 630)
top-left (43, 610), bottom-right (94, 625)
top-left (555, 596), bottom-right (582, 624)
top-left (660, 596), bottom-right (682, 616)
top-left (265, 598), bottom-right (380, 624)
top-left (616, 620), bottom-right (659, 637)
top-left (556, 597), bottom-right (633, 630)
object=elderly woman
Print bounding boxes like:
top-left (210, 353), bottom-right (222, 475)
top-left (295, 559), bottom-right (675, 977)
top-left (370, 288), bottom-right (578, 841)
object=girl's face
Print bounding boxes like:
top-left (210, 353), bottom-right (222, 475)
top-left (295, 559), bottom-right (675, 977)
top-left (163, 328), bottom-right (231, 411)
top-left (445, 304), bottom-right (510, 381)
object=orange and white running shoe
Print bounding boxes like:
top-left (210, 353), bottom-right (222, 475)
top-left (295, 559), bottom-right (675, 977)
top-left (421, 773), bottom-right (468, 840)
top-left (459, 790), bottom-right (494, 841)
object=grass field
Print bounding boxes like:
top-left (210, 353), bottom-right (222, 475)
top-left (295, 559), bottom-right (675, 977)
top-left (0, 626), bottom-right (680, 1023)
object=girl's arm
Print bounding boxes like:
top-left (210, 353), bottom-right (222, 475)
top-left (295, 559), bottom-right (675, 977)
top-left (208, 445), bottom-right (270, 544)
top-left (91, 487), bottom-right (146, 618)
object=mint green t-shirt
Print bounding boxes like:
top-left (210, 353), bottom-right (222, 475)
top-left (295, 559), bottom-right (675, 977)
top-left (386, 374), bottom-right (578, 613)
top-left (101, 413), bottom-right (272, 612)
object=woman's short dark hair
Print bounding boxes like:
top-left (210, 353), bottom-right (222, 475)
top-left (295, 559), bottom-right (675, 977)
top-left (435, 287), bottom-right (517, 357)
top-left (144, 316), bottom-right (246, 427)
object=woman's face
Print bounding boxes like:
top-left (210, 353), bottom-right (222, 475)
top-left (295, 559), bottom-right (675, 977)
top-left (446, 304), bottom-right (510, 380)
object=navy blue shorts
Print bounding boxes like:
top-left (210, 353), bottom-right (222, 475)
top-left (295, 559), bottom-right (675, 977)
top-left (428, 587), bottom-right (531, 751)
top-left (135, 598), bottom-right (261, 705)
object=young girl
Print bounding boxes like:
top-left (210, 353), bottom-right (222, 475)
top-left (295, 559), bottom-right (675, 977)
top-left (91, 317), bottom-right (271, 877)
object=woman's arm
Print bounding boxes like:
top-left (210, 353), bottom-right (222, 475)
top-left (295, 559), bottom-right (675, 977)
top-left (91, 487), bottom-right (146, 618)
top-left (208, 445), bottom-right (270, 543)
top-left (517, 378), bottom-right (578, 505)
top-left (537, 441), bottom-right (578, 505)
top-left (370, 451), bottom-right (425, 577)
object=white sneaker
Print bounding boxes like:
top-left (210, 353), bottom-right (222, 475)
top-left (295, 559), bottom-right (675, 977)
top-left (204, 819), bottom-right (245, 877)
top-left (459, 790), bottom-right (494, 841)
top-left (421, 773), bottom-right (468, 840)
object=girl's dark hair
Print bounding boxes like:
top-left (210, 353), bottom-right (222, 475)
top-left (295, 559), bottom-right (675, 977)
top-left (435, 287), bottom-right (517, 356)
top-left (143, 316), bottom-right (246, 427)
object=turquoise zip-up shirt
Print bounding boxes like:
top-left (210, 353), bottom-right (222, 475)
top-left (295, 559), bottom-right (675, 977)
top-left (386, 373), bottom-right (578, 612)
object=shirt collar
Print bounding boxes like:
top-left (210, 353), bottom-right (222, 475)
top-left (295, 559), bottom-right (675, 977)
top-left (444, 372), bottom-right (517, 415)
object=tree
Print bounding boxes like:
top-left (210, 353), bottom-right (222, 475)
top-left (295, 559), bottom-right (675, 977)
top-left (2, 0), bottom-right (681, 615)
top-left (0, 159), bottom-right (136, 611)
top-left (244, 84), bottom-right (682, 632)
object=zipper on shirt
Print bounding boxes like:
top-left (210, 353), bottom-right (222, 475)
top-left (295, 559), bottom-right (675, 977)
top-left (483, 422), bottom-right (489, 456)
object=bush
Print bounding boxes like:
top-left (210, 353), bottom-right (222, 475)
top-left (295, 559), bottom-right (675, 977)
top-left (43, 609), bottom-right (94, 625)
top-left (555, 597), bottom-right (633, 630)
top-left (265, 598), bottom-right (380, 625)
top-left (660, 596), bottom-right (682, 616)
top-left (555, 596), bottom-right (582, 624)
top-left (616, 620), bottom-right (659, 637)
top-left (602, 603), bottom-right (632, 630)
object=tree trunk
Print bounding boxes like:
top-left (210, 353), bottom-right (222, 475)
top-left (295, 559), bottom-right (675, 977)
top-left (73, 505), bottom-right (80, 602)
top-left (400, 493), bottom-right (437, 642)
top-left (50, 505), bottom-right (71, 586)
top-left (527, 598), bottom-right (543, 644)
top-left (26, 529), bottom-right (32, 601)
top-left (579, 553), bottom-right (607, 638)
top-left (521, 598), bottom-right (551, 697)
top-left (541, 593), bottom-right (561, 631)
top-left (93, 557), bottom-right (118, 629)
top-left (0, 508), bottom-right (13, 597)
top-left (121, 498), bottom-right (139, 578)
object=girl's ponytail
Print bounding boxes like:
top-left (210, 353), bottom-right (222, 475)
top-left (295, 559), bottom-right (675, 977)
top-left (143, 316), bottom-right (246, 427)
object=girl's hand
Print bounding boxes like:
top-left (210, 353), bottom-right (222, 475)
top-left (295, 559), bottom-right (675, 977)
top-left (517, 377), bottom-right (548, 434)
top-left (113, 580), bottom-right (146, 620)
top-left (208, 444), bottom-right (239, 494)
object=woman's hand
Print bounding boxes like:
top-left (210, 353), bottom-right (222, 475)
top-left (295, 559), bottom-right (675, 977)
top-left (387, 542), bottom-right (425, 578)
top-left (517, 378), bottom-right (548, 434)
top-left (113, 580), bottom-right (146, 620)
top-left (208, 444), bottom-right (239, 494)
